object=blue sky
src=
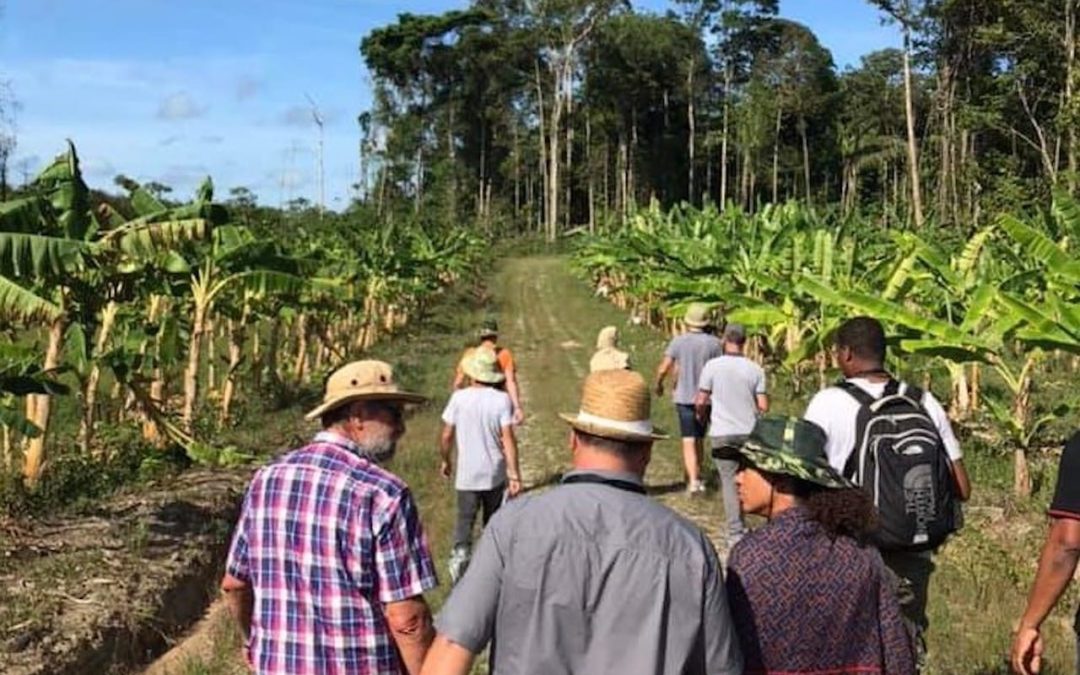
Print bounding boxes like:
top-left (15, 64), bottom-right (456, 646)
top-left (0, 0), bottom-right (898, 209)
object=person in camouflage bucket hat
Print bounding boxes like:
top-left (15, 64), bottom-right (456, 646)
top-left (725, 416), bottom-right (916, 674)
top-left (738, 417), bottom-right (853, 490)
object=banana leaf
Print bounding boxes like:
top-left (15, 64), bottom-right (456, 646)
top-left (0, 232), bottom-right (90, 277)
top-left (0, 276), bottom-right (61, 322)
top-left (0, 406), bottom-right (41, 437)
top-left (999, 214), bottom-right (1080, 282)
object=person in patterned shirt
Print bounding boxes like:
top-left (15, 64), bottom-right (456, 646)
top-left (222, 360), bottom-right (439, 674)
top-left (726, 417), bottom-right (915, 675)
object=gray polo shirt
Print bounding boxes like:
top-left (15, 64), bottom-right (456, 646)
top-left (664, 332), bottom-right (724, 405)
top-left (434, 469), bottom-right (743, 675)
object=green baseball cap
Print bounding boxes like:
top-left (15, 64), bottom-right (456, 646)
top-left (739, 417), bottom-right (853, 489)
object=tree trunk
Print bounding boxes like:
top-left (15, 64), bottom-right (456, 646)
top-left (772, 106), bottom-right (782, 204)
top-left (720, 65), bottom-right (732, 207)
top-left (901, 25), bottom-right (926, 227)
top-left (293, 312), bottom-right (309, 384)
top-left (800, 117), bottom-right (811, 203)
top-left (78, 300), bottom-right (119, 454)
top-left (182, 293), bottom-right (209, 434)
top-left (687, 58), bottom-right (696, 205)
top-left (1067, 0), bottom-right (1078, 194)
top-left (586, 115), bottom-right (595, 233)
top-left (24, 313), bottom-right (66, 486)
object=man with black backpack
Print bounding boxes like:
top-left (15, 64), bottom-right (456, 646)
top-left (803, 317), bottom-right (971, 668)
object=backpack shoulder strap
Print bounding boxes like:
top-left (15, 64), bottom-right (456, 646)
top-left (836, 380), bottom-right (876, 408)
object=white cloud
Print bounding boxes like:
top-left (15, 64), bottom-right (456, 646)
top-left (157, 92), bottom-right (206, 120)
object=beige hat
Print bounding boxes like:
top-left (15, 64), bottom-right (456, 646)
top-left (684, 302), bottom-right (713, 329)
top-left (461, 347), bottom-right (506, 384)
top-left (306, 360), bottom-right (427, 420)
top-left (560, 369), bottom-right (667, 442)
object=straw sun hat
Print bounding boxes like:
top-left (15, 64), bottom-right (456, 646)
top-left (305, 360), bottom-right (427, 420)
top-left (560, 369), bottom-right (667, 442)
top-left (683, 302), bottom-right (714, 329)
top-left (461, 348), bottom-right (506, 384)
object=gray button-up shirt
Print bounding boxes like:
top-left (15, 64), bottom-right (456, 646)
top-left (434, 469), bottom-right (743, 674)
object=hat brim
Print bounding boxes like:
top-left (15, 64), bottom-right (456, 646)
top-left (462, 365), bottom-right (506, 384)
top-left (559, 413), bottom-right (668, 442)
top-left (739, 443), bottom-right (853, 489)
top-left (305, 390), bottom-right (427, 420)
top-left (684, 318), bottom-right (709, 328)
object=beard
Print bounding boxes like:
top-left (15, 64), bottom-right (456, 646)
top-left (359, 437), bottom-right (397, 464)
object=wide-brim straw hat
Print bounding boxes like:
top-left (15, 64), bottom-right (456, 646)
top-left (684, 302), bottom-right (713, 328)
top-left (560, 369), bottom-right (667, 442)
top-left (461, 347), bottom-right (506, 384)
top-left (306, 360), bottom-right (427, 420)
top-left (739, 416), bottom-right (852, 489)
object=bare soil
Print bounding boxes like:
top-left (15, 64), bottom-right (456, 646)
top-left (0, 469), bottom-right (250, 675)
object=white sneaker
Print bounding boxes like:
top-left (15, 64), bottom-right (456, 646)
top-left (448, 545), bottom-right (471, 585)
top-left (687, 480), bottom-right (707, 494)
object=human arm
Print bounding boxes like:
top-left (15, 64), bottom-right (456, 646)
top-left (439, 423), bottom-right (455, 479)
top-left (950, 459), bottom-right (971, 502)
top-left (503, 363), bottom-right (524, 424)
top-left (386, 596), bottom-right (435, 674)
top-left (501, 425), bottom-right (522, 497)
top-left (420, 636), bottom-right (475, 675)
top-left (425, 521), bottom-right (506, 672)
top-left (655, 355), bottom-right (675, 397)
top-left (1012, 517), bottom-right (1080, 675)
top-left (755, 394), bottom-right (769, 414)
top-left (694, 389), bottom-right (711, 423)
top-left (373, 490), bottom-right (439, 672)
top-left (221, 573), bottom-right (254, 639)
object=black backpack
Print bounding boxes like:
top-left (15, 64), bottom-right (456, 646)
top-left (839, 379), bottom-right (959, 552)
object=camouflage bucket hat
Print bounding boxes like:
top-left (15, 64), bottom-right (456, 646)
top-left (739, 417), bottom-right (853, 489)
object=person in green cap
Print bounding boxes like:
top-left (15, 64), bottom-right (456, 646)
top-left (725, 416), bottom-right (915, 674)
top-left (453, 319), bottom-right (524, 425)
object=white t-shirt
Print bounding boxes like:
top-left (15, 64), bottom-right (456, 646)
top-left (442, 386), bottom-right (514, 491)
top-left (803, 378), bottom-right (963, 474)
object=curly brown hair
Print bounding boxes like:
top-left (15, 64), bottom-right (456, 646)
top-left (792, 479), bottom-right (878, 543)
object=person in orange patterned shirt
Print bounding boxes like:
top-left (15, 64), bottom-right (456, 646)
top-left (452, 319), bottom-right (523, 425)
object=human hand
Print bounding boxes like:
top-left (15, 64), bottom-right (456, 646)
top-left (654, 382), bottom-right (664, 398)
top-left (1011, 625), bottom-right (1043, 675)
top-left (440, 460), bottom-right (452, 479)
top-left (513, 408), bottom-right (525, 425)
top-left (507, 477), bottom-right (523, 498)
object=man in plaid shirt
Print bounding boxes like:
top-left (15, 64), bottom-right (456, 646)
top-left (222, 360), bottom-right (439, 674)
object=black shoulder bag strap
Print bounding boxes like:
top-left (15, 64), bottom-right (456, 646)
top-left (562, 473), bottom-right (647, 495)
top-left (836, 380), bottom-right (878, 480)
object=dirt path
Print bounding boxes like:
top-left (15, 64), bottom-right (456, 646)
top-left (496, 256), bottom-right (729, 555)
top-left (139, 255), bottom-right (731, 674)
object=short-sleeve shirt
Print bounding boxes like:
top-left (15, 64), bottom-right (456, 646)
top-left (1049, 432), bottom-right (1080, 520)
top-left (442, 386), bottom-right (514, 491)
top-left (434, 469), bottom-right (743, 675)
top-left (664, 332), bottom-right (724, 405)
top-left (803, 378), bottom-right (962, 473)
top-left (225, 431), bottom-right (438, 674)
top-left (698, 355), bottom-right (767, 437)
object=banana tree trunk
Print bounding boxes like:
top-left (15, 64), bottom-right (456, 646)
top-left (1013, 364), bottom-right (1034, 498)
top-left (267, 316), bottom-right (282, 385)
top-left (206, 318), bottom-right (218, 398)
top-left (182, 292), bottom-right (210, 434)
top-left (142, 296), bottom-right (166, 446)
top-left (78, 301), bottom-right (119, 454)
top-left (25, 313), bottom-right (67, 486)
top-left (293, 312), bottom-right (309, 384)
top-left (220, 310), bottom-right (248, 425)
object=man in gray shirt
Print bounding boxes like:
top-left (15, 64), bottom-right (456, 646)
top-left (655, 302), bottom-right (723, 494)
top-left (695, 324), bottom-right (768, 548)
top-left (420, 369), bottom-right (743, 675)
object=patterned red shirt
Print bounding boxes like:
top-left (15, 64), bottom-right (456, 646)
top-left (726, 507), bottom-right (915, 674)
top-left (226, 431), bottom-right (438, 674)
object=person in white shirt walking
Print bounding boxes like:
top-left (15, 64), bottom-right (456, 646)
top-left (695, 323), bottom-right (768, 548)
top-left (439, 348), bottom-right (522, 584)
top-left (803, 316), bottom-right (971, 668)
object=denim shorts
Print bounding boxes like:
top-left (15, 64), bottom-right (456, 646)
top-left (675, 404), bottom-right (707, 439)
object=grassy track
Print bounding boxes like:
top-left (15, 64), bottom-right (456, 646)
top-left (158, 255), bottom-right (1075, 675)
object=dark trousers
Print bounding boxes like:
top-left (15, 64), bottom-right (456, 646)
top-left (882, 549), bottom-right (935, 671)
top-left (453, 486), bottom-right (504, 548)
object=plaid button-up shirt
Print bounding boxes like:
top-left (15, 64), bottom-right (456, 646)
top-left (226, 431), bottom-right (438, 674)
